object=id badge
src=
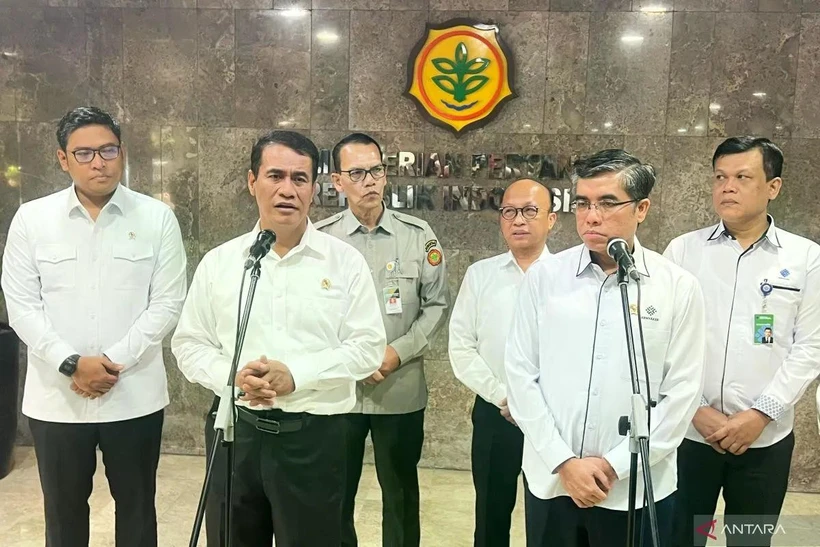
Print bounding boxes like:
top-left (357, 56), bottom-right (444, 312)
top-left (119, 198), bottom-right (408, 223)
top-left (383, 285), bottom-right (403, 315)
top-left (754, 314), bottom-right (774, 345)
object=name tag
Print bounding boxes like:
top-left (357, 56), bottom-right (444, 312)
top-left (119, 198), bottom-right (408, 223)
top-left (383, 286), bottom-right (403, 315)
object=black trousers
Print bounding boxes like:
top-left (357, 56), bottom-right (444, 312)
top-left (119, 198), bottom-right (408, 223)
top-left (674, 433), bottom-right (794, 547)
top-left (471, 395), bottom-right (524, 547)
top-left (206, 401), bottom-right (348, 547)
top-left (29, 410), bottom-right (164, 547)
top-left (525, 487), bottom-right (677, 547)
top-left (342, 409), bottom-right (425, 547)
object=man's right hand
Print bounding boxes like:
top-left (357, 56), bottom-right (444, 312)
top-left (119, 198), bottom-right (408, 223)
top-left (692, 406), bottom-right (729, 454)
top-left (557, 458), bottom-right (611, 508)
top-left (72, 356), bottom-right (122, 398)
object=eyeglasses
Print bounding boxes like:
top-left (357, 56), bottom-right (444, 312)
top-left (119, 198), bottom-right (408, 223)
top-left (71, 145), bottom-right (121, 164)
top-left (339, 164), bottom-right (387, 183)
top-left (571, 199), bottom-right (638, 217)
top-left (500, 205), bottom-right (539, 221)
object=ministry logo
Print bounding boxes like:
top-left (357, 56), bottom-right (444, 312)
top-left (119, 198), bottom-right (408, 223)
top-left (405, 18), bottom-right (516, 135)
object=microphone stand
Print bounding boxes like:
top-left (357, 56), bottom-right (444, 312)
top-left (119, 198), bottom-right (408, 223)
top-left (615, 265), bottom-right (661, 547)
top-left (188, 259), bottom-right (264, 547)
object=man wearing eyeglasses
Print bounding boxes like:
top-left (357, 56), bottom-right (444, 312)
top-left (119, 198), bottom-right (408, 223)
top-left (505, 149), bottom-right (705, 546)
top-left (315, 132), bottom-right (450, 547)
top-left (449, 178), bottom-right (556, 547)
top-left (1, 106), bottom-right (187, 546)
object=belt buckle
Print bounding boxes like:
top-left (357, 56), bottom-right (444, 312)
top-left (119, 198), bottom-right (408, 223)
top-left (256, 417), bottom-right (280, 435)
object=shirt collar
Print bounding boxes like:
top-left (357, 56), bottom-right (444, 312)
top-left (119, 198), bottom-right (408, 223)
top-left (706, 214), bottom-right (782, 248)
top-left (66, 182), bottom-right (126, 217)
top-left (341, 205), bottom-right (394, 236)
top-left (503, 245), bottom-right (551, 269)
top-left (243, 219), bottom-right (327, 260)
top-left (575, 237), bottom-right (650, 278)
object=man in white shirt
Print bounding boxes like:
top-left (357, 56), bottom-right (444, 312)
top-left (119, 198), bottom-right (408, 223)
top-left (664, 137), bottom-right (820, 547)
top-left (171, 131), bottom-right (386, 547)
top-left (505, 149), bottom-right (706, 546)
top-left (449, 178), bottom-right (556, 547)
top-left (1, 106), bottom-right (187, 547)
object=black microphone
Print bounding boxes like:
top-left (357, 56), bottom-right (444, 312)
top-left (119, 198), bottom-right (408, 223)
top-left (606, 237), bottom-right (640, 281)
top-left (244, 229), bottom-right (276, 270)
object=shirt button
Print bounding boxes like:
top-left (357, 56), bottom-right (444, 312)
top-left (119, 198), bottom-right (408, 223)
top-left (588, 424), bottom-right (596, 430)
top-left (592, 389), bottom-right (599, 396)
top-left (595, 354), bottom-right (604, 360)
top-left (599, 320), bottom-right (607, 327)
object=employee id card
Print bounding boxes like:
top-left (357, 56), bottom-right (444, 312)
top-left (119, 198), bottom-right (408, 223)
top-left (754, 313), bottom-right (774, 345)
top-left (383, 285), bottom-right (402, 314)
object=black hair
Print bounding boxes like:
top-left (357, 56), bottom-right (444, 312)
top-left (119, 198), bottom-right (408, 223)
top-left (56, 106), bottom-right (121, 151)
top-left (331, 133), bottom-right (384, 173)
top-left (571, 149), bottom-right (656, 201)
top-left (250, 130), bottom-right (320, 181)
top-left (712, 136), bottom-right (783, 181)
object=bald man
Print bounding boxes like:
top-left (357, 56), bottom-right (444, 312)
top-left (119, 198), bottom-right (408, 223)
top-left (449, 178), bottom-right (557, 546)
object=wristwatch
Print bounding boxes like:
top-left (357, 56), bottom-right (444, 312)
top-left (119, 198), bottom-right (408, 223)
top-left (59, 354), bottom-right (81, 377)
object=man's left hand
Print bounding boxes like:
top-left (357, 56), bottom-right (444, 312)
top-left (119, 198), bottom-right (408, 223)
top-left (704, 409), bottom-right (771, 456)
top-left (379, 345), bottom-right (401, 377)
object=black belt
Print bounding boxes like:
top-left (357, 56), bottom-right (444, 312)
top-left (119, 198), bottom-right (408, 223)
top-left (236, 406), bottom-right (304, 435)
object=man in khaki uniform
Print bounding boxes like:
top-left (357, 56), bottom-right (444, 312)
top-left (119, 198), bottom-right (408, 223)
top-left (315, 133), bottom-right (449, 547)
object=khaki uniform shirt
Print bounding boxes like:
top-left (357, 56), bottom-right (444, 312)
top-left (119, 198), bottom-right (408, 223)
top-left (315, 207), bottom-right (449, 414)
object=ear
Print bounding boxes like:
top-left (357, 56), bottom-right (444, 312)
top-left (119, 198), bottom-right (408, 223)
top-left (57, 148), bottom-right (70, 172)
top-left (636, 198), bottom-right (651, 223)
top-left (767, 177), bottom-right (782, 201)
top-left (330, 172), bottom-right (344, 194)
top-left (247, 169), bottom-right (256, 197)
top-left (546, 212), bottom-right (557, 230)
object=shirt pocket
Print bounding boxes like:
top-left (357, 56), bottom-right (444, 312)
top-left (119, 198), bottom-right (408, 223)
top-left (620, 326), bottom-right (671, 401)
top-left (395, 262), bottom-right (420, 303)
top-left (35, 244), bottom-right (77, 291)
top-left (111, 243), bottom-right (155, 290)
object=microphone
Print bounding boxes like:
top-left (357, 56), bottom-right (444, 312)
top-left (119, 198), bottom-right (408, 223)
top-left (607, 237), bottom-right (640, 281)
top-left (244, 229), bottom-right (276, 270)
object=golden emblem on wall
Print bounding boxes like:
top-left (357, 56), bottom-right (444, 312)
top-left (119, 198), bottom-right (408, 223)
top-left (405, 18), bottom-right (516, 136)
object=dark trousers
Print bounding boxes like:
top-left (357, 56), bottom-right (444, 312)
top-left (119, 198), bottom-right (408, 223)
top-left (342, 409), bottom-right (425, 547)
top-left (674, 434), bottom-right (794, 547)
top-left (525, 487), bottom-right (677, 547)
top-left (204, 399), bottom-right (226, 547)
top-left (207, 402), bottom-right (348, 547)
top-left (29, 410), bottom-right (164, 547)
top-left (471, 395), bottom-right (524, 547)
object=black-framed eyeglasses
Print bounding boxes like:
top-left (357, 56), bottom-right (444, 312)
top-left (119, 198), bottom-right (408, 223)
top-left (571, 199), bottom-right (638, 216)
top-left (500, 205), bottom-right (539, 221)
top-left (339, 164), bottom-right (387, 183)
top-left (71, 145), bottom-right (121, 164)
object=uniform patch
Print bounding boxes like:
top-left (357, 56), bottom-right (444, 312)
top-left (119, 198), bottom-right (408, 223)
top-left (425, 239), bottom-right (437, 253)
top-left (427, 248), bottom-right (442, 266)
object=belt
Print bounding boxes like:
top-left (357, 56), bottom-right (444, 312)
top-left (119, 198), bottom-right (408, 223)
top-left (236, 406), bottom-right (304, 435)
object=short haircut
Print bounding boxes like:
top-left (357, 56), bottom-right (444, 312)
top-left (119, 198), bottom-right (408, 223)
top-left (504, 177), bottom-right (554, 211)
top-left (712, 136), bottom-right (783, 181)
top-left (332, 132), bottom-right (384, 173)
top-left (250, 130), bottom-right (320, 181)
top-left (56, 106), bottom-right (121, 151)
top-left (571, 149), bottom-right (656, 201)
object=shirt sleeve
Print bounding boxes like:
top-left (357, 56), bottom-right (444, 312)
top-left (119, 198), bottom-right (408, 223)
top-left (287, 252), bottom-right (386, 392)
top-left (448, 265), bottom-right (506, 406)
top-left (171, 254), bottom-right (233, 396)
top-left (1, 208), bottom-right (78, 368)
top-left (104, 208), bottom-right (188, 370)
top-left (603, 275), bottom-right (707, 479)
top-left (505, 265), bottom-right (577, 473)
top-left (390, 226), bottom-right (450, 365)
top-left (753, 247), bottom-right (820, 421)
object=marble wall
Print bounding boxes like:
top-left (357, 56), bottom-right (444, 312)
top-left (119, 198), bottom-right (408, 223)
top-left (1, 0), bottom-right (820, 491)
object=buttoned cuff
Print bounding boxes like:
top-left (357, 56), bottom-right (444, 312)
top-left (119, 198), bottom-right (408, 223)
top-left (103, 343), bottom-right (138, 370)
top-left (286, 356), bottom-right (321, 393)
top-left (546, 443), bottom-right (579, 475)
top-left (602, 443), bottom-right (632, 481)
top-left (45, 341), bottom-right (79, 371)
top-left (390, 336), bottom-right (416, 366)
top-left (752, 395), bottom-right (786, 421)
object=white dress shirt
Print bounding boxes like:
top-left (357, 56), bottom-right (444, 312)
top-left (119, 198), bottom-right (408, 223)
top-left (664, 217), bottom-right (820, 448)
top-left (505, 240), bottom-right (706, 510)
top-left (171, 222), bottom-right (387, 415)
top-left (1, 184), bottom-right (187, 423)
top-left (449, 247), bottom-right (550, 407)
